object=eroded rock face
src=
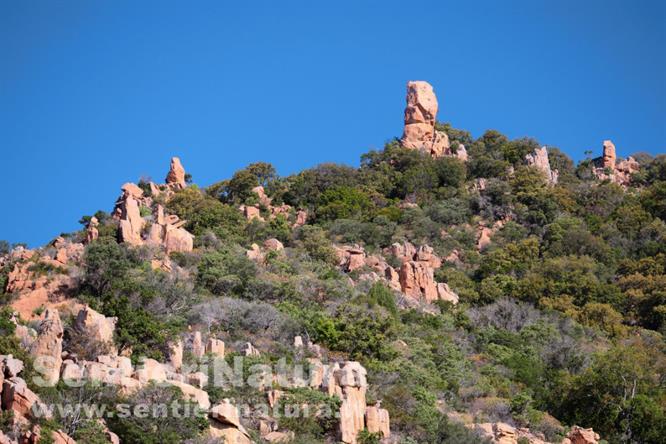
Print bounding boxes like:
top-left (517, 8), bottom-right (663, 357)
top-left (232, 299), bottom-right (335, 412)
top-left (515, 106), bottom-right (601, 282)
top-left (399, 261), bottom-right (438, 302)
top-left (525, 146), bottom-right (558, 185)
top-left (29, 309), bottom-right (63, 386)
top-left (6, 253), bottom-right (77, 320)
top-left (165, 156), bottom-right (187, 189)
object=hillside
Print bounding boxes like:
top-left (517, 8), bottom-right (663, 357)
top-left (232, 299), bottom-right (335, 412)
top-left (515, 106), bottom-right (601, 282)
top-left (1, 81), bottom-right (665, 444)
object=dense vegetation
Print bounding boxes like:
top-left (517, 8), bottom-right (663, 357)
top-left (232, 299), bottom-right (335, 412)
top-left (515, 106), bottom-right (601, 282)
top-left (3, 125), bottom-right (665, 443)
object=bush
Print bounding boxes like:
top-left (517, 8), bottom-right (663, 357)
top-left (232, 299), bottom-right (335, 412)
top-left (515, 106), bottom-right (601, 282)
top-left (107, 383), bottom-right (207, 444)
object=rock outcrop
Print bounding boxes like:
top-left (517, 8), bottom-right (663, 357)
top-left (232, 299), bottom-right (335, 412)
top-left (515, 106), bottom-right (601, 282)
top-left (74, 306), bottom-right (117, 346)
top-left (401, 81), bottom-right (467, 160)
top-left (115, 172), bottom-right (194, 253)
top-left (115, 183), bottom-right (145, 245)
top-left (563, 426), bottom-right (600, 444)
top-left (209, 400), bottom-right (252, 444)
top-left (389, 242), bottom-right (457, 304)
top-left (365, 401), bottom-right (390, 438)
top-left (165, 156), bottom-right (187, 189)
top-left (592, 140), bottom-right (639, 186)
top-left (470, 422), bottom-right (553, 444)
top-left (85, 216), bottom-right (99, 244)
top-left (29, 309), bottom-right (63, 385)
top-left (6, 262), bottom-right (76, 321)
top-left (525, 146), bottom-right (558, 184)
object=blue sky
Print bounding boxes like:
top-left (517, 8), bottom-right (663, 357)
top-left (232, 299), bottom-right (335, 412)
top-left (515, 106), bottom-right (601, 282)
top-left (1, 0), bottom-right (665, 246)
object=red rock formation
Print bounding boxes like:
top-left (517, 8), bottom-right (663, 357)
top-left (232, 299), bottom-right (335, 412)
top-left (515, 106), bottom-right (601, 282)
top-left (401, 81), bottom-right (467, 160)
top-left (165, 156), bottom-right (187, 189)
top-left (592, 139), bottom-right (639, 186)
top-left (29, 309), bottom-right (63, 385)
top-left (525, 146), bottom-right (558, 184)
top-left (399, 261), bottom-right (438, 302)
top-left (85, 216), bottom-right (99, 244)
top-left (365, 401), bottom-right (390, 438)
top-left (564, 426), bottom-right (600, 444)
top-left (209, 400), bottom-right (252, 444)
top-left (602, 140), bottom-right (616, 169)
top-left (1, 377), bottom-right (46, 419)
top-left (334, 362), bottom-right (368, 444)
top-left (74, 306), bottom-right (117, 345)
top-left (116, 183), bottom-right (144, 245)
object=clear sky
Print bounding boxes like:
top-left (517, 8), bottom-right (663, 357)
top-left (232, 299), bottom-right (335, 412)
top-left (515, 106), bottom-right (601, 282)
top-left (1, 0), bottom-right (665, 247)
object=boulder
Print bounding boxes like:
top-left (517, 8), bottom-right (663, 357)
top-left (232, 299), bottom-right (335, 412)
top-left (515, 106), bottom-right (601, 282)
top-left (242, 342), bottom-right (260, 357)
top-left (168, 340), bottom-right (183, 371)
top-left (74, 306), bottom-right (116, 345)
top-left (61, 360), bottom-right (84, 382)
top-left (133, 358), bottom-right (167, 384)
top-left (209, 422), bottom-right (252, 444)
top-left (187, 371), bottom-right (208, 389)
top-left (263, 238), bottom-right (284, 252)
top-left (191, 331), bottom-right (205, 358)
top-left (2, 355), bottom-right (24, 378)
top-left (209, 400), bottom-right (251, 443)
top-left (335, 245), bottom-right (367, 272)
top-left (436, 283), bottom-right (460, 304)
top-left (96, 355), bottom-right (132, 377)
top-left (294, 210), bottom-right (308, 227)
top-left (241, 205), bottom-right (263, 221)
top-left (210, 399), bottom-right (243, 429)
top-left (29, 309), bottom-right (63, 386)
top-left (264, 431), bottom-right (295, 443)
top-left (167, 380), bottom-right (211, 409)
top-left (1, 377), bottom-right (46, 419)
top-left (565, 426), bottom-right (600, 444)
top-left (365, 401), bottom-right (390, 438)
top-left (252, 186), bottom-right (272, 207)
top-left (165, 157), bottom-right (187, 189)
top-left (164, 227), bottom-right (194, 254)
top-left (246, 243), bottom-right (264, 261)
top-left (206, 338), bottom-right (225, 357)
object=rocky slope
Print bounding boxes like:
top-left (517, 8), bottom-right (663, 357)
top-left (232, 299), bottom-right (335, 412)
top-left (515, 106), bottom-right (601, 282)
top-left (1, 81), bottom-right (664, 444)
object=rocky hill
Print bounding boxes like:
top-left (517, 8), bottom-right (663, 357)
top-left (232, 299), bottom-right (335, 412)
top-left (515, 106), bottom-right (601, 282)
top-left (1, 81), bottom-right (664, 444)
